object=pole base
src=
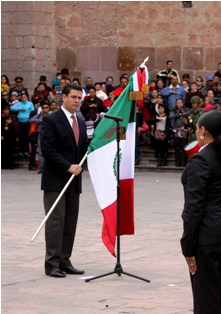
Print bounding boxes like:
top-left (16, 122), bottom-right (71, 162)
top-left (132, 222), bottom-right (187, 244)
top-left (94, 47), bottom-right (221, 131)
top-left (85, 262), bottom-right (150, 283)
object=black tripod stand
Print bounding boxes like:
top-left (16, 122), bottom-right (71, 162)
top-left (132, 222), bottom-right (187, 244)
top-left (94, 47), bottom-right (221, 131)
top-left (85, 116), bottom-right (150, 283)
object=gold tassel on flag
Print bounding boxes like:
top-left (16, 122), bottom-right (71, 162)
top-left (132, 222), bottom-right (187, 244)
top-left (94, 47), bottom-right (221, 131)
top-left (129, 91), bottom-right (144, 100)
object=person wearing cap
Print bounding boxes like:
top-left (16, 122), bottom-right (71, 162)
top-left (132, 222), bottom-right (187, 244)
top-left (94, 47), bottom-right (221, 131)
top-left (180, 110), bottom-right (221, 314)
top-left (186, 96), bottom-right (204, 142)
top-left (8, 91), bottom-right (19, 107)
top-left (8, 76), bottom-right (29, 100)
top-left (201, 75), bottom-right (215, 98)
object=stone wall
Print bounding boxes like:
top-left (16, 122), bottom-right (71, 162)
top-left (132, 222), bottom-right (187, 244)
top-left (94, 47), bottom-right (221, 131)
top-left (1, 1), bottom-right (221, 91)
top-left (1, 1), bottom-right (57, 91)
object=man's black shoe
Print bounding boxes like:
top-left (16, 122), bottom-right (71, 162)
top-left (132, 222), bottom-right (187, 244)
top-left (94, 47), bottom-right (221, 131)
top-left (59, 265), bottom-right (85, 275)
top-left (45, 266), bottom-right (66, 278)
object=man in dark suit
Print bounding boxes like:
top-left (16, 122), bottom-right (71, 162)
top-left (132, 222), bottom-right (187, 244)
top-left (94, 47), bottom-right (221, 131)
top-left (41, 83), bottom-right (88, 278)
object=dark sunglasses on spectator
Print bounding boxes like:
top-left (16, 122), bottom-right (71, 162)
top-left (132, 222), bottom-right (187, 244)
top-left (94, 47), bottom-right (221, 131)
top-left (42, 106), bottom-right (49, 109)
top-left (2, 93), bottom-right (8, 96)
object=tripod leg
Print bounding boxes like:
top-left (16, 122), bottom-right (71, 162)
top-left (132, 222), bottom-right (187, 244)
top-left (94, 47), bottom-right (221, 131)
top-left (85, 271), bottom-right (115, 282)
top-left (122, 270), bottom-right (150, 283)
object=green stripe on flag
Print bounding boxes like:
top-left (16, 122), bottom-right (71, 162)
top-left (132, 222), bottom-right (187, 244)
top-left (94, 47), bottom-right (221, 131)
top-left (87, 78), bottom-right (136, 154)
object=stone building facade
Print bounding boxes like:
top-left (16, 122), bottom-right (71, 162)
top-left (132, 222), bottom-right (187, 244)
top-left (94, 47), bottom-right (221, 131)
top-left (1, 1), bottom-right (221, 92)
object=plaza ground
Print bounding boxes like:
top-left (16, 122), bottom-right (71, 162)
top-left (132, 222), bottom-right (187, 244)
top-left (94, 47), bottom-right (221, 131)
top-left (2, 169), bottom-right (193, 314)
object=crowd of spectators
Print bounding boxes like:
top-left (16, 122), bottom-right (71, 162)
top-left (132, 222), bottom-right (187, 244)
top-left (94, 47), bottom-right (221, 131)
top-left (1, 61), bottom-right (221, 170)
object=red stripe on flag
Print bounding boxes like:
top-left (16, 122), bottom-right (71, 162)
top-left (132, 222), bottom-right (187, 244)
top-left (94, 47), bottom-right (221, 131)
top-left (101, 178), bottom-right (134, 256)
top-left (120, 178), bottom-right (134, 235)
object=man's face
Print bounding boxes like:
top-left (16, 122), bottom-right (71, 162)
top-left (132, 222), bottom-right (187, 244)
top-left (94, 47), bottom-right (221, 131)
top-left (218, 64), bottom-right (221, 71)
top-left (62, 89), bottom-right (82, 114)
top-left (86, 78), bottom-right (93, 86)
top-left (192, 102), bottom-right (199, 109)
top-left (89, 88), bottom-right (96, 98)
top-left (213, 76), bottom-right (220, 84)
top-left (15, 81), bottom-right (22, 87)
top-left (171, 77), bottom-right (178, 86)
top-left (50, 102), bottom-right (57, 111)
top-left (167, 62), bottom-right (172, 70)
top-left (207, 80), bottom-right (213, 86)
top-left (42, 104), bottom-right (50, 114)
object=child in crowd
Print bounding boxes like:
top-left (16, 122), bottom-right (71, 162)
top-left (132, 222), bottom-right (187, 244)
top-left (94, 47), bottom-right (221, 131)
top-left (150, 104), bottom-right (169, 166)
top-left (8, 91), bottom-right (19, 106)
top-left (203, 96), bottom-right (213, 112)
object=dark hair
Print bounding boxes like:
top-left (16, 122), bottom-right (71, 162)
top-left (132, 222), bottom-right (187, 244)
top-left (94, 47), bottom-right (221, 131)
top-left (198, 111), bottom-right (221, 159)
top-left (40, 100), bottom-right (49, 106)
top-left (166, 60), bottom-right (172, 64)
top-left (88, 86), bottom-right (96, 92)
top-left (176, 98), bottom-right (183, 103)
top-left (182, 73), bottom-right (190, 79)
top-left (1, 74), bottom-right (10, 85)
top-left (21, 91), bottom-right (28, 97)
top-left (119, 74), bottom-right (128, 81)
top-left (61, 68), bottom-right (69, 75)
top-left (40, 75), bottom-right (46, 81)
top-left (38, 82), bottom-right (45, 87)
top-left (49, 100), bottom-right (57, 105)
top-left (106, 76), bottom-right (113, 82)
top-left (62, 83), bottom-right (82, 96)
top-left (94, 82), bottom-right (101, 87)
top-left (72, 77), bottom-right (81, 85)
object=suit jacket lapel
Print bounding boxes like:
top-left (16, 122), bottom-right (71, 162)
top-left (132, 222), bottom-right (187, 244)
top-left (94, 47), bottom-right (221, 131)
top-left (57, 109), bottom-right (76, 145)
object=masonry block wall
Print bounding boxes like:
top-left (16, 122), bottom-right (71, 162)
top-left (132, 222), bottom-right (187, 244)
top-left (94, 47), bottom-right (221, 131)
top-left (1, 1), bottom-right (221, 91)
top-left (1, 1), bottom-right (57, 91)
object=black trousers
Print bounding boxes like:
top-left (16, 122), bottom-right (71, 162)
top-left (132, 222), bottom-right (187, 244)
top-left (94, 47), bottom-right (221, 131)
top-left (191, 245), bottom-right (221, 314)
top-left (43, 190), bottom-right (80, 269)
top-left (18, 122), bottom-right (30, 153)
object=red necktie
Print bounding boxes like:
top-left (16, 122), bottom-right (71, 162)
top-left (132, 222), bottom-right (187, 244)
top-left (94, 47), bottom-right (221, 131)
top-left (71, 115), bottom-right (79, 145)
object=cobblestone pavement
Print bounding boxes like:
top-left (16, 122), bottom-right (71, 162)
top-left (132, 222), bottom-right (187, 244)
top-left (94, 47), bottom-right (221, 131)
top-left (2, 169), bottom-right (193, 314)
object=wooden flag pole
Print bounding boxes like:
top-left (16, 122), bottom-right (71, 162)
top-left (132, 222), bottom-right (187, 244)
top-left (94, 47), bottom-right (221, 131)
top-left (30, 152), bottom-right (88, 243)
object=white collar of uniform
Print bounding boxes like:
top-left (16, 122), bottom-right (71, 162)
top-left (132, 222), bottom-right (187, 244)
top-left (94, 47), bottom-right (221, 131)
top-left (199, 143), bottom-right (209, 152)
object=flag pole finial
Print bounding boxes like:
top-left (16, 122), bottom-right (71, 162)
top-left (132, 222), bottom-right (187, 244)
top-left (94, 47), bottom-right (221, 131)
top-left (140, 56), bottom-right (149, 68)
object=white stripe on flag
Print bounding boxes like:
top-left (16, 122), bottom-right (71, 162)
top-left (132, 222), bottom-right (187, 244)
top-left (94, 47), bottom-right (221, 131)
top-left (120, 122), bottom-right (135, 179)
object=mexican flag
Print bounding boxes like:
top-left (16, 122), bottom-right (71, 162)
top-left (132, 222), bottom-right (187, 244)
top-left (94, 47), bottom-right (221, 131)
top-left (87, 76), bottom-right (136, 256)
